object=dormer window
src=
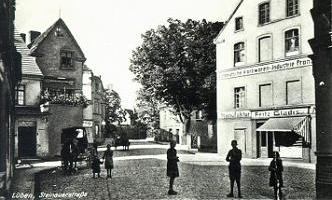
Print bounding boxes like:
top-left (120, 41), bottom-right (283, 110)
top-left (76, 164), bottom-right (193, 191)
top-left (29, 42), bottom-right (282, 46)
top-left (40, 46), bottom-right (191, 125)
top-left (235, 17), bottom-right (243, 31)
top-left (60, 50), bottom-right (73, 69)
top-left (55, 27), bottom-right (64, 37)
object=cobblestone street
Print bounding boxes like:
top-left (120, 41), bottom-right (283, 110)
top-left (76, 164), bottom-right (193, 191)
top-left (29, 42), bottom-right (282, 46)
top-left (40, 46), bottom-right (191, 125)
top-left (32, 141), bottom-right (316, 200)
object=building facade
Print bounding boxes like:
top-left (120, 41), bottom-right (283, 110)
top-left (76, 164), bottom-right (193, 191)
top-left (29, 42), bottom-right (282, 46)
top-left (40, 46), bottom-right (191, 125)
top-left (159, 106), bottom-right (183, 144)
top-left (215, 0), bottom-right (316, 162)
top-left (29, 18), bottom-right (87, 156)
top-left (14, 31), bottom-right (49, 158)
top-left (0, 0), bottom-right (21, 196)
top-left (83, 66), bottom-right (106, 144)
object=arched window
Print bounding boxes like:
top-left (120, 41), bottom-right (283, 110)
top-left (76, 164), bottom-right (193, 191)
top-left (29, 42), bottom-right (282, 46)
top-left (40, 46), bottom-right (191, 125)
top-left (285, 29), bottom-right (299, 56)
top-left (234, 42), bottom-right (245, 66)
top-left (258, 36), bottom-right (272, 62)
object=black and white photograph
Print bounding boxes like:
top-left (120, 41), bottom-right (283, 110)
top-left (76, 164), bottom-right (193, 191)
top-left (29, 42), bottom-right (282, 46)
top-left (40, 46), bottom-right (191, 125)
top-left (1, 0), bottom-right (331, 199)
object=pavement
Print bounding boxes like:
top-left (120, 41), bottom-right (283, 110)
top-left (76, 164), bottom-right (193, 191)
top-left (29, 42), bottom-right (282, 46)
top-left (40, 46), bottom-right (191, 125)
top-left (9, 140), bottom-right (316, 199)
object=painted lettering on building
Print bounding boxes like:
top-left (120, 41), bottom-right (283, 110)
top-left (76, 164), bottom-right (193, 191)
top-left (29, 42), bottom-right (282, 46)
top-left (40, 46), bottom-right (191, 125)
top-left (252, 108), bottom-right (309, 119)
top-left (219, 57), bottom-right (312, 79)
top-left (220, 107), bottom-right (313, 119)
top-left (220, 111), bottom-right (251, 119)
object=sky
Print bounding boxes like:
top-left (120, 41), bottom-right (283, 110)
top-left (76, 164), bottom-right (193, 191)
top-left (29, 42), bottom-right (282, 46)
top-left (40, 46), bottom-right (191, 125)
top-left (15, 0), bottom-right (240, 109)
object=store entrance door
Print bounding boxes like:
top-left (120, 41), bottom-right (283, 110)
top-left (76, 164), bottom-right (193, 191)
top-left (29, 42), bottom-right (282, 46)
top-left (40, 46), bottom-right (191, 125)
top-left (259, 131), bottom-right (274, 158)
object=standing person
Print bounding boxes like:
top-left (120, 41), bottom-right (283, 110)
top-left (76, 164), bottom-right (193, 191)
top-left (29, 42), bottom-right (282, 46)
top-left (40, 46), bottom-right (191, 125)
top-left (269, 151), bottom-right (283, 200)
top-left (91, 154), bottom-right (103, 178)
top-left (226, 140), bottom-right (242, 198)
top-left (167, 140), bottom-right (179, 195)
top-left (103, 144), bottom-right (114, 178)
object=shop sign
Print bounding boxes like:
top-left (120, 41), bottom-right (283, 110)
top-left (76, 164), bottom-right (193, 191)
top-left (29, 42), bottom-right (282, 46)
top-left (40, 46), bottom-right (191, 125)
top-left (221, 107), bottom-right (312, 119)
top-left (220, 110), bottom-right (251, 119)
top-left (83, 120), bottom-right (93, 127)
top-left (252, 108), bottom-right (309, 119)
top-left (220, 57), bottom-right (312, 79)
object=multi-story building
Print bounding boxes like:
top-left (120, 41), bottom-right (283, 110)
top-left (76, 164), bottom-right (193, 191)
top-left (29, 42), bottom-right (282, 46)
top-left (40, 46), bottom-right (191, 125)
top-left (83, 66), bottom-right (106, 144)
top-left (29, 18), bottom-right (87, 156)
top-left (0, 0), bottom-right (21, 196)
top-left (159, 106), bottom-right (183, 144)
top-left (14, 31), bottom-right (49, 158)
top-left (215, 0), bottom-right (315, 162)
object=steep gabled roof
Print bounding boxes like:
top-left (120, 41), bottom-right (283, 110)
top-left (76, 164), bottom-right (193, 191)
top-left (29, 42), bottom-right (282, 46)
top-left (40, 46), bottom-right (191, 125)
top-left (30, 18), bottom-right (86, 60)
top-left (14, 30), bottom-right (43, 77)
top-left (214, 0), bottom-right (244, 44)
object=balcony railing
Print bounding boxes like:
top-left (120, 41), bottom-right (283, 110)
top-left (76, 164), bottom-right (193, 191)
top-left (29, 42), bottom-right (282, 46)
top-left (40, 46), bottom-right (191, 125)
top-left (40, 88), bottom-right (90, 107)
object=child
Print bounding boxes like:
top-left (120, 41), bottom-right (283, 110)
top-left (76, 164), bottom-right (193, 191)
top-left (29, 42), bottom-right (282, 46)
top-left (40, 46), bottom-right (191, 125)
top-left (167, 140), bottom-right (179, 195)
top-left (103, 144), bottom-right (114, 178)
top-left (91, 154), bottom-right (103, 178)
top-left (269, 151), bottom-right (284, 199)
top-left (226, 140), bottom-right (242, 198)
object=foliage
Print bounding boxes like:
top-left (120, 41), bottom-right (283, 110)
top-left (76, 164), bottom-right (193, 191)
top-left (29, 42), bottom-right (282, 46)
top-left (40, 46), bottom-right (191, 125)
top-left (40, 89), bottom-right (90, 108)
top-left (104, 89), bottom-right (126, 137)
top-left (130, 18), bottom-right (223, 130)
top-left (135, 87), bottom-right (160, 137)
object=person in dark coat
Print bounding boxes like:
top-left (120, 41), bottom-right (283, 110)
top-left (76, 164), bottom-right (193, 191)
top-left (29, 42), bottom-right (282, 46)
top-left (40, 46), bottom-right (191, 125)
top-left (226, 140), bottom-right (242, 198)
top-left (103, 144), bottom-right (114, 178)
top-left (167, 140), bottom-right (179, 195)
top-left (269, 151), bottom-right (283, 199)
top-left (91, 154), bottom-right (103, 178)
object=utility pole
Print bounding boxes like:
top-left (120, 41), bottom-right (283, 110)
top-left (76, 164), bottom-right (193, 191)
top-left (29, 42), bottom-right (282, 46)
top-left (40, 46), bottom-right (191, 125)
top-left (309, 0), bottom-right (332, 198)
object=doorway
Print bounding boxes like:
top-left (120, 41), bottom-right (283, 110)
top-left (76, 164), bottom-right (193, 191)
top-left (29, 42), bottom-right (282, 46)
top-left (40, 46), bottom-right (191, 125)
top-left (18, 126), bottom-right (37, 157)
top-left (259, 131), bottom-right (274, 158)
top-left (234, 129), bottom-right (246, 154)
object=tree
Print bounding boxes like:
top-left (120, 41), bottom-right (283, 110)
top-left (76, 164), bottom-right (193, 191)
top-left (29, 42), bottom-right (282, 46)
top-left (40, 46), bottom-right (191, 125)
top-left (104, 89), bottom-right (125, 137)
top-left (130, 18), bottom-right (223, 138)
top-left (135, 87), bottom-right (160, 137)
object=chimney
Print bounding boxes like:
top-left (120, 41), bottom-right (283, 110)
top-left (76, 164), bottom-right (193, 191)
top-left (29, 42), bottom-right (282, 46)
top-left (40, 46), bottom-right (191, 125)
top-left (20, 33), bottom-right (26, 43)
top-left (29, 30), bottom-right (41, 44)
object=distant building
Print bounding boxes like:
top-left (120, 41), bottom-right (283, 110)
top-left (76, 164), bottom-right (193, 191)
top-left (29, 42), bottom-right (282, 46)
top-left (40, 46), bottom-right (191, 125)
top-left (83, 66), bottom-right (106, 144)
top-left (159, 106), bottom-right (183, 144)
top-left (29, 18), bottom-right (87, 156)
top-left (14, 31), bottom-right (49, 158)
top-left (215, 0), bottom-right (315, 162)
top-left (0, 0), bottom-right (22, 196)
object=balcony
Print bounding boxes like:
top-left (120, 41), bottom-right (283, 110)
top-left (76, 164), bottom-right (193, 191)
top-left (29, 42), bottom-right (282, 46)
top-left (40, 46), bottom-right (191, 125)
top-left (40, 88), bottom-right (90, 108)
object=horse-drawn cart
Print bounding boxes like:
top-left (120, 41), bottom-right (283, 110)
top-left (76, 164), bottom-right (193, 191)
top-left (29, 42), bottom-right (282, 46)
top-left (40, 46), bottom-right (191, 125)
top-left (61, 126), bottom-right (89, 174)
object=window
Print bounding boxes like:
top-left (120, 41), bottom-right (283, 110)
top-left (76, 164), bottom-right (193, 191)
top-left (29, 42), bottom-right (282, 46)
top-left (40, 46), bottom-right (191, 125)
top-left (15, 84), bottom-right (25, 105)
top-left (258, 36), bottom-right (272, 62)
top-left (287, 0), bottom-right (299, 17)
top-left (235, 17), bottom-right (243, 31)
top-left (259, 2), bottom-right (270, 24)
top-left (195, 110), bottom-right (203, 120)
top-left (95, 125), bottom-right (99, 136)
top-left (259, 84), bottom-right (272, 107)
top-left (234, 87), bottom-right (246, 108)
top-left (286, 80), bottom-right (301, 105)
top-left (94, 101), bottom-right (99, 113)
top-left (55, 27), bottom-right (64, 37)
top-left (285, 29), bottom-right (299, 56)
top-left (60, 50), bottom-right (73, 68)
top-left (234, 42), bottom-right (245, 66)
